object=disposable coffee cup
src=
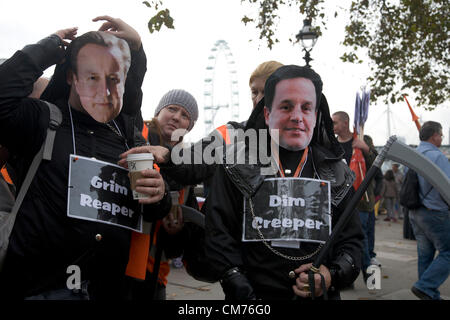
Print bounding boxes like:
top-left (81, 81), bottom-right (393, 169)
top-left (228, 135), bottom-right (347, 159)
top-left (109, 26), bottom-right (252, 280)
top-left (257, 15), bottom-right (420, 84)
top-left (127, 153), bottom-right (154, 200)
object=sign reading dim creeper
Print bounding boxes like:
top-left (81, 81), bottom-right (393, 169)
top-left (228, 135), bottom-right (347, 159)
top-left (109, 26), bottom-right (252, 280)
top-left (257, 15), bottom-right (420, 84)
top-left (243, 177), bottom-right (332, 245)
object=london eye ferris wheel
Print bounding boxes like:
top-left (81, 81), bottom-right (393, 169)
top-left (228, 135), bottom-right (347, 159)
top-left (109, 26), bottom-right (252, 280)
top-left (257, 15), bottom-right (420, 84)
top-left (203, 40), bottom-right (240, 135)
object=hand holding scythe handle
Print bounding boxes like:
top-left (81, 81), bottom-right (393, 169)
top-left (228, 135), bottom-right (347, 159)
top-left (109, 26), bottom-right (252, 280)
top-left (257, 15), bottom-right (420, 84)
top-left (314, 136), bottom-right (396, 266)
top-left (307, 135), bottom-right (450, 299)
top-left (306, 136), bottom-right (397, 300)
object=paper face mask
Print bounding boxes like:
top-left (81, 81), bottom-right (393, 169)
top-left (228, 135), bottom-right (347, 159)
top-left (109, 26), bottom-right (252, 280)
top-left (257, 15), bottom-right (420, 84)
top-left (73, 43), bottom-right (126, 123)
top-left (264, 78), bottom-right (317, 151)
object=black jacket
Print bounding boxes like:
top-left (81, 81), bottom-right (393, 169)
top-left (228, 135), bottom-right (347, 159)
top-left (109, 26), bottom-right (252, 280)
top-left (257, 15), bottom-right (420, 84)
top-left (0, 35), bottom-right (171, 299)
top-left (160, 120), bottom-right (246, 187)
top-left (204, 95), bottom-right (364, 300)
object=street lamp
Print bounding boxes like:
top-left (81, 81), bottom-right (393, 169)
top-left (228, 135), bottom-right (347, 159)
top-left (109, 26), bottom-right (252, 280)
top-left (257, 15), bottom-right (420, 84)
top-left (296, 19), bottom-right (319, 67)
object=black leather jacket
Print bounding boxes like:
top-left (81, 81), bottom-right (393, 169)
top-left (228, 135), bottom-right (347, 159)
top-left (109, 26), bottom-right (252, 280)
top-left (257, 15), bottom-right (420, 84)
top-left (204, 95), bottom-right (364, 300)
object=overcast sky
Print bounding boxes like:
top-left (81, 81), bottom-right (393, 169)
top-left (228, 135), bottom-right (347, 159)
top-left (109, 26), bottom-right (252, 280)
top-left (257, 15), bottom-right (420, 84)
top-left (1, 0), bottom-right (448, 146)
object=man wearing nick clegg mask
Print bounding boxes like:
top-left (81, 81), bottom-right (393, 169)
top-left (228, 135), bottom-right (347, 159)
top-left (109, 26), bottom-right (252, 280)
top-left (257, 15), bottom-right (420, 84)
top-left (0, 16), bottom-right (171, 300)
top-left (204, 65), bottom-right (364, 300)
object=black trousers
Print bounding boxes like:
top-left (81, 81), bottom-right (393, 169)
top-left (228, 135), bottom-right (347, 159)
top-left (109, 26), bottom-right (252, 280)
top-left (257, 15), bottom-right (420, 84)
top-left (123, 273), bottom-right (167, 300)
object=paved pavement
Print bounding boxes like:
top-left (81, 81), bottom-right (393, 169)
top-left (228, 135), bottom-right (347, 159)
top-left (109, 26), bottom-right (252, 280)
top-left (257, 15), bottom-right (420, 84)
top-left (166, 214), bottom-right (449, 300)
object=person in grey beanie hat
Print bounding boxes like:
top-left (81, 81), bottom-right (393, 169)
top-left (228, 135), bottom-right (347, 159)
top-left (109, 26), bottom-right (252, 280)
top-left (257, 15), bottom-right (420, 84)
top-left (154, 89), bottom-right (199, 131)
top-left (140, 89), bottom-right (199, 148)
top-left (121, 89), bottom-right (200, 300)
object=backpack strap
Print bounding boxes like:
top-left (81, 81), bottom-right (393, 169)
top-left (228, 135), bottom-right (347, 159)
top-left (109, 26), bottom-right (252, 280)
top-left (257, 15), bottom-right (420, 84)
top-left (43, 101), bottom-right (62, 160)
top-left (419, 150), bottom-right (434, 200)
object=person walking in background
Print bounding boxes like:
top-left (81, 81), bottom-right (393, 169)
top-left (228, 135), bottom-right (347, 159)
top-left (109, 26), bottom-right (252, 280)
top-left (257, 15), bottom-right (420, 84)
top-left (401, 161), bottom-right (416, 240)
top-left (332, 112), bottom-right (380, 282)
top-left (409, 121), bottom-right (450, 300)
top-left (382, 169), bottom-right (399, 222)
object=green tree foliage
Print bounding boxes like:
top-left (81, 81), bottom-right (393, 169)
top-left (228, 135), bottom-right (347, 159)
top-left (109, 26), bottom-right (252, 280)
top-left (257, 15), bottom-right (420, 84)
top-left (145, 0), bottom-right (449, 109)
top-left (240, 0), bottom-right (325, 48)
top-left (240, 0), bottom-right (449, 109)
top-left (341, 0), bottom-right (449, 109)
top-left (143, 1), bottom-right (174, 33)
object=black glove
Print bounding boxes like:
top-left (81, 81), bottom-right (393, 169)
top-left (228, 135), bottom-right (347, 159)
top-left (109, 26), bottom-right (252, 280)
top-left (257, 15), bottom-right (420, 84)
top-left (220, 267), bottom-right (256, 300)
top-left (329, 252), bottom-right (360, 289)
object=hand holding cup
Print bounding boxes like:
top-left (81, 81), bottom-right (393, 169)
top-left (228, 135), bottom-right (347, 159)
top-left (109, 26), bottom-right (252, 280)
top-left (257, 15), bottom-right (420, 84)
top-left (127, 153), bottom-right (165, 204)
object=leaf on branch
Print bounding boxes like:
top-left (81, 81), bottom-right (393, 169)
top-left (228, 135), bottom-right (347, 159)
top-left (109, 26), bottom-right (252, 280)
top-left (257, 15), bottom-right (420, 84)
top-left (142, 0), bottom-right (162, 9)
top-left (241, 15), bottom-right (254, 25)
top-left (148, 9), bottom-right (175, 34)
top-left (339, 0), bottom-right (449, 108)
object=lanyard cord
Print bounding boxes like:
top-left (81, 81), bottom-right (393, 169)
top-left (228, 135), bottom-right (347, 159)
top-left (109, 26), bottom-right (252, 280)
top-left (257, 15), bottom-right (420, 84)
top-left (67, 102), bottom-right (77, 155)
top-left (106, 121), bottom-right (130, 150)
top-left (271, 140), bottom-right (309, 178)
top-left (67, 102), bottom-right (129, 154)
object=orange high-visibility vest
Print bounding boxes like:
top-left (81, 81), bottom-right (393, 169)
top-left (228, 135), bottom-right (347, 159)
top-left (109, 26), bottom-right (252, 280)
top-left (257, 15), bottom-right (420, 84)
top-left (125, 121), bottom-right (182, 285)
top-left (146, 189), bottom-right (186, 286)
top-left (216, 124), bottom-right (231, 145)
top-left (127, 122), bottom-right (229, 283)
top-left (141, 122), bottom-right (149, 141)
top-left (1, 166), bottom-right (13, 185)
top-left (125, 121), bottom-right (156, 280)
top-left (125, 188), bottom-right (187, 284)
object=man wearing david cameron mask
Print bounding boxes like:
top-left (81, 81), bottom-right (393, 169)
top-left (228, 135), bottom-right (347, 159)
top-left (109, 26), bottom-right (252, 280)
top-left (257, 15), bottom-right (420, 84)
top-left (204, 65), bottom-right (364, 300)
top-left (0, 16), bottom-right (171, 300)
top-left (67, 30), bottom-right (130, 123)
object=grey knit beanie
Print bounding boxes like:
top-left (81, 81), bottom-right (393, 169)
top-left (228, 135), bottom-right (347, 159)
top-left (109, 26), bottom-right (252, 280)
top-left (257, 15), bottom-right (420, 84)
top-left (154, 89), bottom-right (199, 131)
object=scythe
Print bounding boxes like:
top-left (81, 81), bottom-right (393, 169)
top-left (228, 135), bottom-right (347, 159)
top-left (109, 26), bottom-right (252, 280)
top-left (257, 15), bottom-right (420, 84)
top-left (307, 135), bottom-right (450, 299)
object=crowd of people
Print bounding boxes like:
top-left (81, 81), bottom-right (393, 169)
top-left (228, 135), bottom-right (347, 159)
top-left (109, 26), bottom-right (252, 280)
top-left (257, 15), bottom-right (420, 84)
top-left (0, 16), bottom-right (448, 301)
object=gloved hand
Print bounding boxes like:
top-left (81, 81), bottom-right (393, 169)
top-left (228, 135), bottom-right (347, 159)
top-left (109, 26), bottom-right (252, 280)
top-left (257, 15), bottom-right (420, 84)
top-left (220, 267), bottom-right (256, 300)
top-left (329, 252), bottom-right (360, 289)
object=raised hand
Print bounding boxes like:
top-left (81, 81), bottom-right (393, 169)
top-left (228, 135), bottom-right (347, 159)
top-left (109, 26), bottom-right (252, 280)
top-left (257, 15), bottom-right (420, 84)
top-left (53, 27), bottom-right (78, 46)
top-left (93, 15), bottom-right (141, 51)
top-left (352, 137), bottom-right (370, 155)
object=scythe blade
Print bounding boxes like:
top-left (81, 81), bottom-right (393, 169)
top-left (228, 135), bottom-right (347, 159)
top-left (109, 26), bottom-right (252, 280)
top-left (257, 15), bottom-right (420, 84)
top-left (312, 136), bottom-right (450, 271)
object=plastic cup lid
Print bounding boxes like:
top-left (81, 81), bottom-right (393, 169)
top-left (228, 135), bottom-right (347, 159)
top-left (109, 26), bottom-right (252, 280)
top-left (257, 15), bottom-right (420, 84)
top-left (126, 153), bottom-right (154, 161)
